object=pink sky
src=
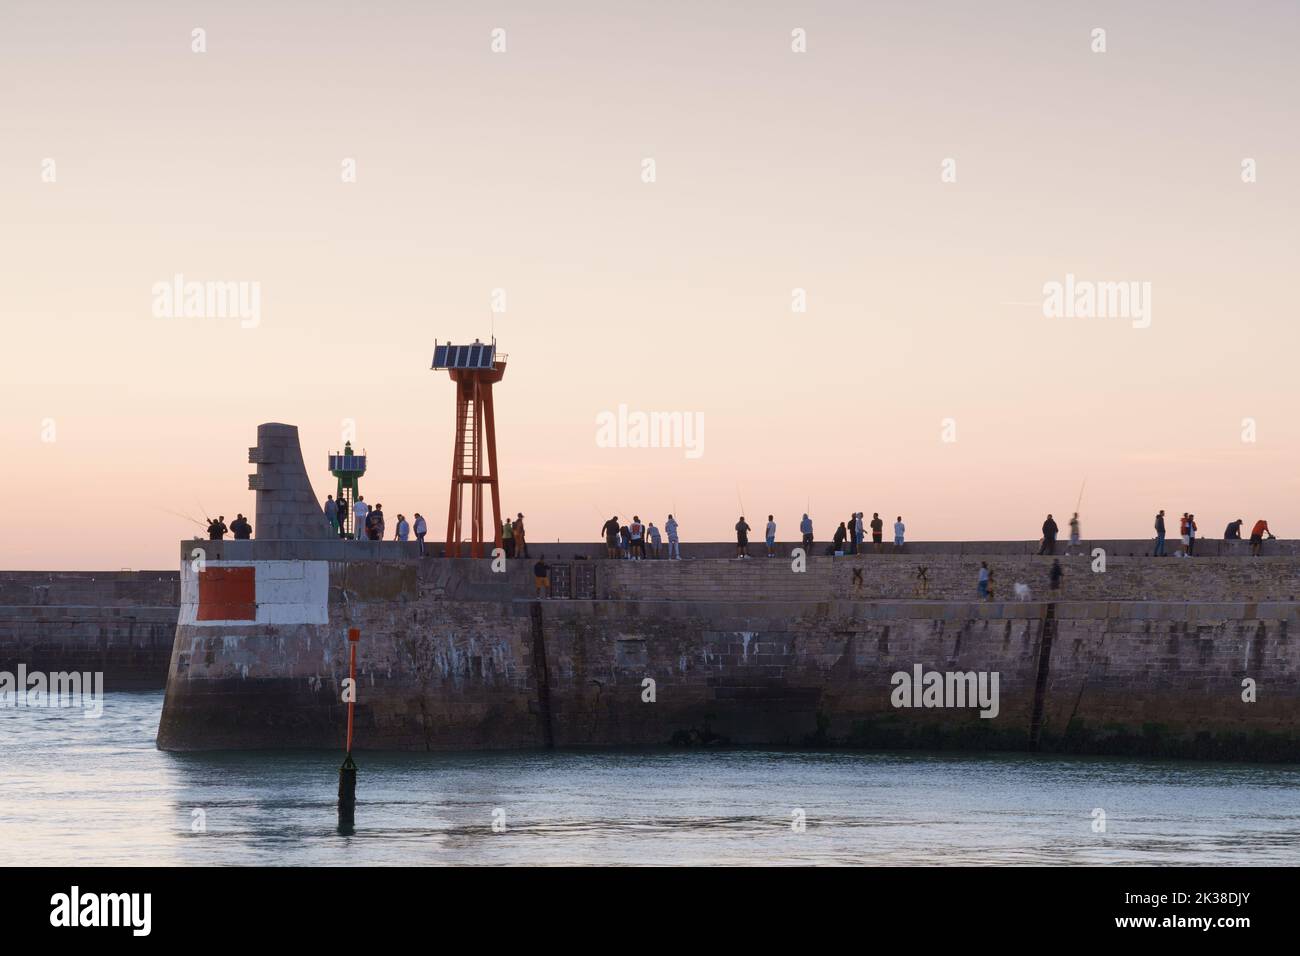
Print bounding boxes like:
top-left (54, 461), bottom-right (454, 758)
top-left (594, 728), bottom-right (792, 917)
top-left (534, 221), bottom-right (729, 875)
top-left (1, 1), bottom-right (1297, 569)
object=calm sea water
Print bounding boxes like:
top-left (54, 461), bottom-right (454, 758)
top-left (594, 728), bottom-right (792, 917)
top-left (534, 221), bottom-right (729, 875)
top-left (2, 691), bottom-right (1298, 866)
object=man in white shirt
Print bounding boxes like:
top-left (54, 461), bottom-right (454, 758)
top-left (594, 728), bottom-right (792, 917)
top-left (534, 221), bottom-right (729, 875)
top-left (765, 515), bottom-right (777, 557)
top-left (665, 514), bottom-right (680, 559)
top-left (413, 513), bottom-right (428, 556)
top-left (353, 496), bottom-right (370, 541)
top-left (893, 516), bottom-right (905, 551)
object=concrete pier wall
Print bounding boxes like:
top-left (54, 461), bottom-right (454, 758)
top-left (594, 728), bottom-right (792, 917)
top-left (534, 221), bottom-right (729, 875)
top-left (0, 571), bottom-right (180, 688)
top-left (154, 544), bottom-right (1300, 759)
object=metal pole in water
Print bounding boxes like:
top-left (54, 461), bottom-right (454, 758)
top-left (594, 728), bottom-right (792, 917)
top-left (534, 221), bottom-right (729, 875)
top-left (338, 627), bottom-right (360, 834)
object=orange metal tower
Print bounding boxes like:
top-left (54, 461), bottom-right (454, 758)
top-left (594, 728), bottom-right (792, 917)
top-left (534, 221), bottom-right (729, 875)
top-left (432, 339), bottom-right (506, 558)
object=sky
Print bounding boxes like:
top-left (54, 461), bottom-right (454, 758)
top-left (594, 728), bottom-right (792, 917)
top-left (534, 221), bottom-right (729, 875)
top-left (1, 0), bottom-right (1297, 569)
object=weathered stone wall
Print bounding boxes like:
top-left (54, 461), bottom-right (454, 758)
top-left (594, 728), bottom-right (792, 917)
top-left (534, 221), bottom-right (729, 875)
top-left (0, 572), bottom-right (180, 688)
top-left (155, 545), bottom-right (1300, 760)
top-left (537, 599), bottom-right (1297, 758)
top-left (597, 553), bottom-right (1300, 603)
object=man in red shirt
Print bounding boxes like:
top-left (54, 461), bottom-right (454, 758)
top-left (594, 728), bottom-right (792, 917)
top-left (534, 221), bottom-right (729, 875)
top-left (1250, 519), bottom-right (1275, 556)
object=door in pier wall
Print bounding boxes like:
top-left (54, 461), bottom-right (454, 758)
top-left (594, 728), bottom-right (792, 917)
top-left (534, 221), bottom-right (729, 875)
top-left (542, 563), bottom-right (596, 600)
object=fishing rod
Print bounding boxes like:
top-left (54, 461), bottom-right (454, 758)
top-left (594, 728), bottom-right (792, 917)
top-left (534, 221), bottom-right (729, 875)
top-left (158, 506), bottom-right (207, 531)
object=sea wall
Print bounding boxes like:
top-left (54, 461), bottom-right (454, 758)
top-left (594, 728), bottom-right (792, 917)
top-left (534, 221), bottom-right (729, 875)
top-left (0, 572), bottom-right (180, 688)
top-left (595, 552), bottom-right (1300, 603)
top-left (155, 544), bottom-right (1300, 760)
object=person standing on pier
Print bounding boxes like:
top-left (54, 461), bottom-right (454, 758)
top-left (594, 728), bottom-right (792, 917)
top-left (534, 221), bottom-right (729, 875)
top-left (514, 513), bottom-right (529, 559)
top-left (207, 515), bottom-right (228, 540)
top-left (765, 515), bottom-right (777, 557)
top-left (665, 514), bottom-right (680, 559)
top-left (871, 513), bottom-right (884, 552)
top-left (894, 516), bottom-right (906, 551)
top-left (230, 514), bottom-right (252, 539)
top-left (619, 523), bottom-right (630, 559)
top-left (395, 514), bottom-right (410, 542)
top-left (630, 516), bottom-right (645, 559)
top-left (602, 516), bottom-right (620, 558)
top-left (414, 513), bottom-right (427, 556)
top-left (1250, 519), bottom-right (1275, 556)
top-left (325, 495), bottom-right (339, 536)
top-left (833, 521), bottom-right (847, 554)
top-left (502, 515), bottom-right (515, 558)
top-left (533, 555), bottom-right (550, 599)
top-left (648, 521), bottom-right (662, 558)
top-left (848, 513), bottom-right (861, 555)
top-left (371, 504), bottom-right (386, 541)
top-left (353, 496), bottom-right (369, 541)
top-left (1039, 514), bottom-right (1058, 555)
top-left (1154, 509), bottom-right (1167, 556)
top-left (735, 516), bottom-right (751, 558)
top-left (800, 513), bottom-right (813, 553)
top-left (1187, 513), bottom-right (1198, 556)
top-left (1067, 513), bottom-right (1081, 556)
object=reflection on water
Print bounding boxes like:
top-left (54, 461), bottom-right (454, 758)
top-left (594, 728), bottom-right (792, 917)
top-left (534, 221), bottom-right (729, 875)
top-left (2, 692), bottom-right (1299, 865)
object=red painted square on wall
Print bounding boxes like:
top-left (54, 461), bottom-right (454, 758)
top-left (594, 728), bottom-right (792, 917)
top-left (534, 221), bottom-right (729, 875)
top-left (197, 566), bottom-right (256, 621)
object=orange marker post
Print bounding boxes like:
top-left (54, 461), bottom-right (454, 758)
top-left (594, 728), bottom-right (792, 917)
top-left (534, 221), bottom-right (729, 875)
top-left (338, 627), bottom-right (360, 833)
top-left (345, 627), bottom-right (359, 752)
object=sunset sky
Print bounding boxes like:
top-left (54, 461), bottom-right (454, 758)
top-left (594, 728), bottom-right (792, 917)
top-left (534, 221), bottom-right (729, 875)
top-left (2, 1), bottom-right (1297, 570)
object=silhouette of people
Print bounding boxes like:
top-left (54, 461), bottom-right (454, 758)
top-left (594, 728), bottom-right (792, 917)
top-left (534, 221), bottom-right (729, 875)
top-left (1039, 514), bottom-right (1058, 555)
top-left (735, 516), bottom-right (751, 559)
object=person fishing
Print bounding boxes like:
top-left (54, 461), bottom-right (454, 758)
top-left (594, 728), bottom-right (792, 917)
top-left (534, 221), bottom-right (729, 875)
top-left (735, 516), bottom-right (751, 559)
